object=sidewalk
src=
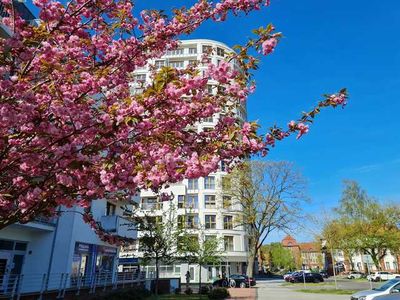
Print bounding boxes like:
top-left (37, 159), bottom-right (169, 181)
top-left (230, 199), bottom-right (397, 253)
top-left (228, 287), bottom-right (256, 300)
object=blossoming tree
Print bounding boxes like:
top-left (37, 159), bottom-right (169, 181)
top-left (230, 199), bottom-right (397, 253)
top-left (0, 0), bottom-right (347, 243)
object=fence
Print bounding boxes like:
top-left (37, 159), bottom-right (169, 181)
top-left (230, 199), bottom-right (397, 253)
top-left (0, 271), bottom-right (146, 299)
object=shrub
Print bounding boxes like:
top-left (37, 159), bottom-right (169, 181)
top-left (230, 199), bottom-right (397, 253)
top-left (184, 287), bottom-right (193, 295)
top-left (174, 287), bottom-right (181, 294)
top-left (200, 285), bottom-right (210, 294)
top-left (208, 287), bottom-right (230, 300)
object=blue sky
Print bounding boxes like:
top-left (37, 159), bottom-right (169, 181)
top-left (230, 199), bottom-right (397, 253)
top-left (139, 0), bottom-right (400, 241)
top-left (28, 0), bottom-right (400, 242)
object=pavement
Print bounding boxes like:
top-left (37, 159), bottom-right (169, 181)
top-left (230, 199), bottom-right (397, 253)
top-left (228, 287), bottom-right (256, 300)
top-left (224, 277), bottom-right (381, 300)
top-left (227, 277), bottom-right (379, 300)
top-left (256, 279), bottom-right (350, 300)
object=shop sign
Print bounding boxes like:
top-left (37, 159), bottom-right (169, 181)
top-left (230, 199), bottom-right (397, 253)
top-left (99, 246), bottom-right (117, 254)
top-left (75, 242), bottom-right (91, 253)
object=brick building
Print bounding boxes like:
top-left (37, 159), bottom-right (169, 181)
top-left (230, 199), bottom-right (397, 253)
top-left (281, 235), bottom-right (323, 270)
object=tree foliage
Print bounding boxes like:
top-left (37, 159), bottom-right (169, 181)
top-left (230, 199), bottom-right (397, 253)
top-left (322, 180), bottom-right (400, 270)
top-left (0, 0), bottom-right (347, 242)
top-left (178, 231), bottom-right (223, 291)
top-left (261, 242), bottom-right (296, 271)
top-left (135, 207), bottom-right (180, 294)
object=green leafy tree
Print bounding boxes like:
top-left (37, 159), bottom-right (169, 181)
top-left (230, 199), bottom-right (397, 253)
top-left (261, 243), bottom-right (296, 271)
top-left (323, 181), bottom-right (400, 270)
top-left (179, 232), bottom-right (224, 292)
top-left (135, 207), bottom-right (180, 295)
top-left (224, 161), bottom-right (307, 277)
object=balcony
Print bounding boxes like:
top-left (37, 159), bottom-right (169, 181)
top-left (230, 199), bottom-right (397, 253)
top-left (100, 215), bottom-right (137, 239)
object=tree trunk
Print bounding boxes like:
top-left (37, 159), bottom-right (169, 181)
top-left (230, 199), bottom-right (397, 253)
top-left (370, 252), bottom-right (381, 271)
top-left (247, 247), bottom-right (257, 277)
top-left (155, 258), bottom-right (160, 295)
top-left (198, 264), bottom-right (202, 293)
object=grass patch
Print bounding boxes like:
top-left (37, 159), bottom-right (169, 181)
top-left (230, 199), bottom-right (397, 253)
top-left (281, 282), bottom-right (334, 287)
top-left (295, 289), bottom-right (357, 295)
top-left (147, 294), bottom-right (209, 300)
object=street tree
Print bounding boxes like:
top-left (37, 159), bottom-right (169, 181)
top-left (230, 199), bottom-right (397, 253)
top-left (322, 181), bottom-right (400, 270)
top-left (178, 231), bottom-right (223, 292)
top-left (135, 207), bottom-right (180, 294)
top-left (261, 242), bottom-right (296, 271)
top-left (0, 0), bottom-right (347, 241)
top-left (224, 161), bottom-right (307, 277)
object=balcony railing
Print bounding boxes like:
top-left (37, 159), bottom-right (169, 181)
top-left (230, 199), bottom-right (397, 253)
top-left (100, 215), bottom-right (137, 239)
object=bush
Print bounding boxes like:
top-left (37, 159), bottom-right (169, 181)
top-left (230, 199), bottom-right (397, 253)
top-left (208, 287), bottom-right (230, 300)
top-left (174, 287), bottom-right (181, 294)
top-left (101, 286), bottom-right (151, 300)
top-left (185, 287), bottom-right (193, 295)
top-left (200, 285), bottom-right (210, 294)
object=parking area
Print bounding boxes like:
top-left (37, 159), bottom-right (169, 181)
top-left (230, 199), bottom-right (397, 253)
top-left (254, 278), bottom-right (376, 300)
top-left (225, 277), bottom-right (387, 300)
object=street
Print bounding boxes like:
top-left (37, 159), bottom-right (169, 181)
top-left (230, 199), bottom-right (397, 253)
top-left (253, 278), bottom-right (376, 300)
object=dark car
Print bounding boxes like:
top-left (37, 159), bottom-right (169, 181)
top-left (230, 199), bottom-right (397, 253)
top-left (212, 274), bottom-right (256, 288)
top-left (319, 270), bottom-right (329, 278)
top-left (290, 272), bottom-right (324, 283)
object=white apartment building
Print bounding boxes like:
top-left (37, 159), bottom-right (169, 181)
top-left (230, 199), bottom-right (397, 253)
top-left (333, 250), bottom-right (399, 274)
top-left (123, 39), bottom-right (250, 283)
top-left (0, 199), bottom-right (136, 295)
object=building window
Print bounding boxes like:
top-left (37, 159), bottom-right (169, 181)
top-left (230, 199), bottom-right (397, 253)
top-left (223, 216), bottom-right (233, 230)
top-left (217, 47), bottom-right (225, 57)
top-left (205, 195), bottom-right (216, 209)
top-left (203, 116), bottom-right (213, 123)
top-left (154, 60), bottom-right (165, 69)
top-left (106, 202), bottom-right (116, 216)
top-left (205, 215), bottom-right (216, 229)
top-left (189, 47), bottom-right (197, 54)
top-left (169, 61), bottom-right (184, 68)
top-left (167, 49), bottom-right (184, 55)
top-left (220, 161), bottom-right (227, 172)
top-left (178, 195), bottom-right (185, 209)
top-left (186, 215), bottom-right (198, 229)
top-left (188, 179), bottom-right (198, 190)
top-left (178, 215), bottom-right (198, 229)
top-left (202, 45), bottom-right (212, 53)
top-left (223, 196), bottom-right (232, 209)
top-left (204, 176), bottom-right (215, 189)
top-left (186, 194), bottom-right (198, 209)
top-left (178, 195), bottom-right (198, 209)
top-left (141, 197), bottom-right (159, 210)
top-left (134, 74), bottom-right (146, 82)
top-left (207, 85), bottom-right (213, 94)
top-left (224, 236), bottom-right (234, 251)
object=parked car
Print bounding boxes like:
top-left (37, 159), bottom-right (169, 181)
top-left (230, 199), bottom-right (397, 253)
top-left (283, 272), bottom-right (294, 281)
top-left (367, 272), bottom-right (400, 282)
top-left (285, 272), bottom-right (300, 282)
top-left (212, 274), bottom-right (256, 288)
top-left (320, 270), bottom-right (329, 278)
top-left (348, 271), bottom-right (365, 279)
top-left (289, 272), bottom-right (324, 283)
top-left (374, 294), bottom-right (400, 300)
top-left (350, 278), bottom-right (400, 300)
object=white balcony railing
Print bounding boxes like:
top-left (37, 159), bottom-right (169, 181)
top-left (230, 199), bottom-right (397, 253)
top-left (100, 215), bottom-right (137, 239)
